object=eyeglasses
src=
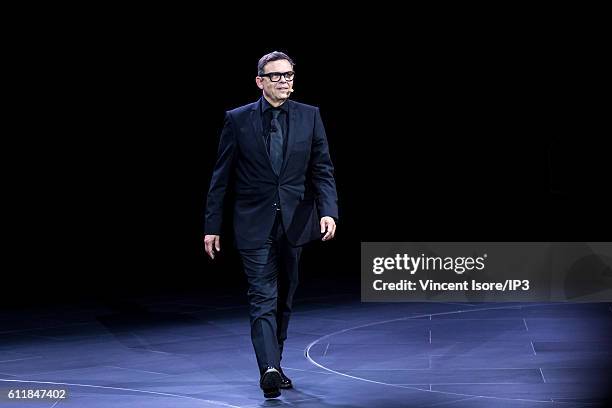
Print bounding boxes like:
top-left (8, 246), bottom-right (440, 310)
top-left (260, 71), bottom-right (295, 82)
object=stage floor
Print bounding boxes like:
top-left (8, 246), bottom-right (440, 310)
top-left (1, 294), bottom-right (611, 407)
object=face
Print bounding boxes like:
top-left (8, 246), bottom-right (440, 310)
top-left (255, 59), bottom-right (294, 104)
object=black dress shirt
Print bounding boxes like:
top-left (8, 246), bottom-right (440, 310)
top-left (261, 97), bottom-right (289, 158)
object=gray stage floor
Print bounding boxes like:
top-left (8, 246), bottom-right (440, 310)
top-left (1, 294), bottom-right (611, 407)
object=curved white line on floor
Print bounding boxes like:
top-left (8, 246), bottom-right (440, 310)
top-left (305, 302), bottom-right (595, 405)
top-left (0, 378), bottom-right (242, 408)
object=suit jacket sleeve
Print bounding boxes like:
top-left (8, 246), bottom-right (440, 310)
top-left (204, 112), bottom-right (236, 235)
top-left (310, 107), bottom-right (339, 221)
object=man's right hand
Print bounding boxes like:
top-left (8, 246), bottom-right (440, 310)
top-left (204, 235), bottom-right (221, 259)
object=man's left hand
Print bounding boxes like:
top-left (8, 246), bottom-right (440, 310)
top-left (320, 216), bottom-right (337, 241)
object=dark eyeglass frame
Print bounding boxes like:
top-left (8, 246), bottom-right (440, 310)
top-left (259, 71), bottom-right (295, 82)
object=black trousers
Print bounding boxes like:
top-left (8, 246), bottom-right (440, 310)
top-left (238, 211), bottom-right (302, 374)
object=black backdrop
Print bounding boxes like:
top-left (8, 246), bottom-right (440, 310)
top-left (7, 26), bottom-right (608, 307)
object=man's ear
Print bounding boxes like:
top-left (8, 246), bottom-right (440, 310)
top-left (255, 77), bottom-right (264, 90)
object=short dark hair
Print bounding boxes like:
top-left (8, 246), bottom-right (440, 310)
top-left (257, 51), bottom-right (295, 76)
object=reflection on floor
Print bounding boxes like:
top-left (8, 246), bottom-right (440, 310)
top-left (1, 294), bottom-right (611, 407)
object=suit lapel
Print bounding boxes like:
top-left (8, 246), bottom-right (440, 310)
top-left (250, 99), bottom-right (276, 176)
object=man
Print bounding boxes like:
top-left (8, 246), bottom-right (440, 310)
top-left (203, 51), bottom-right (338, 399)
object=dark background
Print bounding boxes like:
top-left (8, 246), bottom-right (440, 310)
top-left (6, 23), bottom-right (608, 307)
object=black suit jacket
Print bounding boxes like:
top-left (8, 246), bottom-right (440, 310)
top-left (204, 97), bottom-right (339, 249)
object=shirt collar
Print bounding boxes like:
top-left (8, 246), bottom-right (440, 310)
top-left (261, 96), bottom-right (289, 113)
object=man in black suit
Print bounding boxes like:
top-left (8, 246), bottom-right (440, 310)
top-left (203, 51), bottom-right (338, 398)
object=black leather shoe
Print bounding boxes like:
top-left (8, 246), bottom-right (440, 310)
top-left (278, 367), bottom-right (293, 389)
top-left (260, 366), bottom-right (281, 398)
